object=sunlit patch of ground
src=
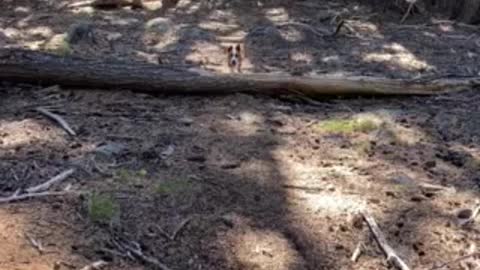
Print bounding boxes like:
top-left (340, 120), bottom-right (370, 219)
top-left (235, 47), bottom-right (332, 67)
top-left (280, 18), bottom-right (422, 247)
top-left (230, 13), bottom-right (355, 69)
top-left (0, 119), bottom-right (67, 149)
top-left (363, 43), bottom-right (434, 72)
top-left (223, 224), bottom-right (307, 270)
top-left (0, 203), bottom-right (90, 270)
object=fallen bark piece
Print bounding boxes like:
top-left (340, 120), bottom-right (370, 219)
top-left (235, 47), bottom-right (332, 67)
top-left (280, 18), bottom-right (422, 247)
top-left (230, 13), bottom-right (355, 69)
top-left (0, 49), bottom-right (479, 97)
top-left (36, 107), bottom-right (76, 136)
top-left (362, 211), bottom-right (412, 270)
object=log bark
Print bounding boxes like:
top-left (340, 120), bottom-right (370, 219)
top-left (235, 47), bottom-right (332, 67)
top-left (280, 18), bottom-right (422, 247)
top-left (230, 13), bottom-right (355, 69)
top-left (0, 48), bottom-right (478, 97)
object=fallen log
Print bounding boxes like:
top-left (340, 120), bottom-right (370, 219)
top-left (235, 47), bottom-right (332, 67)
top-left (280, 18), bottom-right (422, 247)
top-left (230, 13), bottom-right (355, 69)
top-left (0, 48), bottom-right (478, 96)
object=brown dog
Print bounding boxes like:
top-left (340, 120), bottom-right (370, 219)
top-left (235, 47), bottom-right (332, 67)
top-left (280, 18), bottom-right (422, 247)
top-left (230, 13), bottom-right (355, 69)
top-left (227, 44), bottom-right (242, 73)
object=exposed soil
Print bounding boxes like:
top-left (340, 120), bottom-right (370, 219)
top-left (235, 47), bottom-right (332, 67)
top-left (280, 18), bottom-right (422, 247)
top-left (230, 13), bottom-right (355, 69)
top-left (1, 1), bottom-right (480, 270)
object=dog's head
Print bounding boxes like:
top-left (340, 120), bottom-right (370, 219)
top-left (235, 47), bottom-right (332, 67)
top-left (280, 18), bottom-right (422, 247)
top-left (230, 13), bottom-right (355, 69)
top-left (227, 44), bottom-right (241, 67)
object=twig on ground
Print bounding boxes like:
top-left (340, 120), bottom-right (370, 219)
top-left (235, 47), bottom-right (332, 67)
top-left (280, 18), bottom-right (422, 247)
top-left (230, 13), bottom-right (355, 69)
top-left (36, 107), bottom-right (76, 136)
top-left (0, 190), bottom-right (81, 204)
top-left (401, 0), bottom-right (416, 24)
top-left (351, 242), bottom-right (364, 262)
top-left (419, 183), bottom-right (456, 194)
top-left (171, 216), bottom-right (193, 241)
top-left (79, 260), bottom-right (108, 270)
top-left (430, 252), bottom-right (480, 270)
top-left (111, 237), bottom-right (172, 270)
top-left (90, 157), bottom-right (112, 177)
top-left (25, 233), bottom-right (45, 254)
top-left (10, 168), bottom-right (19, 182)
top-left (362, 211), bottom-right (411, 270)
top-left (26, 169), bottom-right (76, 194)
top-left (333, 19), bottom-right (345, 36)
top-left (148, 216), bottom-right (194, 241)
top-left (144, 223), bottom-right (171, 239)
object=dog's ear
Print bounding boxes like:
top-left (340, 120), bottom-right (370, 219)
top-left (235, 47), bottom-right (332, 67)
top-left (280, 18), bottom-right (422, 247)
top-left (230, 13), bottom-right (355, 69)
top-left (235, 44), bottom-right (241, 52)
top-left (227, 45), bottom-right (233, 53)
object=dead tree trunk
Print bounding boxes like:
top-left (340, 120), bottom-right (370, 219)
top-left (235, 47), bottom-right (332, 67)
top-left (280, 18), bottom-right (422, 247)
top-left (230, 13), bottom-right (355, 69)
top-left (0, 49), bottom-right (478, 97)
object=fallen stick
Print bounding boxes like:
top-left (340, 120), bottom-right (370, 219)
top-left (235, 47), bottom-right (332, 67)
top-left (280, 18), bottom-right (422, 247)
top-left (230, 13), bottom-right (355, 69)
top-left (0, 190), bottom-right (80, 204)
top-left (333, 19), bottom-right (345, 36)
top-left (36, 107), bottom-right (76, 136)
top-left (79, 260), bottom-right (108, 270)
top-left (26, 169), bottom-right (76, 194)
top-left (351, 241), bottom-right (364, 262)
top-left (401, 0), bottom-right (416, 24)
top-left (170, 216), bottom-right (193, 241)
top-left (419, 183), bottom-right (456, 194)
top-left (113, 239), bottom-right (172, 270)
top-left (361, 211), bottom-right (411, 270)
top-left (25, 233), bottom-right (45, 254)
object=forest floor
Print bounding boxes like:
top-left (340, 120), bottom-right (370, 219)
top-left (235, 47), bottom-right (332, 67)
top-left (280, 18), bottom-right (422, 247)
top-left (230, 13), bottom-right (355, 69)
top-left (1, 0), bottom-right (480, 269)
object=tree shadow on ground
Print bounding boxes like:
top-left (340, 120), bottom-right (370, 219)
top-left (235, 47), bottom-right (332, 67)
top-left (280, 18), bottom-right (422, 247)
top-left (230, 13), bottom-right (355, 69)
top-left (2, 0), bottom-right (480, 269)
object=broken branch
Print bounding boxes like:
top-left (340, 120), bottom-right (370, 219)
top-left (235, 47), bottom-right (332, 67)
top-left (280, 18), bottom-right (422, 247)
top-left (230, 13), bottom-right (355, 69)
top-left (362, 211), bottom-right (411, 270)
top-left (351, 241), bottom-right (364, 262)
top-left (25, 233), bottom-right (45, 254)
top-left (26, 169), bottom-right (76, 194)
top-left (0, 190), bottom-right (81, 204)
top-left (401, 0), bottom-right (416, 24)
top-left (170, 216), bottom-right (193, 241)
top-left (36, 107), bottom-right (76, 136)
top-left (79, 260), bottom-right (108, 270)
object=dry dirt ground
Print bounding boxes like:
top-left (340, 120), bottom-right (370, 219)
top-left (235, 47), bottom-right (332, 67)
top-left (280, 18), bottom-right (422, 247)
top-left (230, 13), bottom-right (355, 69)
top-left (1, 0), bottom-right (480, 270)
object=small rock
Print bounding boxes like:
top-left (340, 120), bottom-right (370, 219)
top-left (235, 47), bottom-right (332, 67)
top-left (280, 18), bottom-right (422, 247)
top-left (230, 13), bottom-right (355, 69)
top-left (95, 142), bottom-right (127, 158)
top-left (385, 191), bottom-right (396, 197)
top-left (145, 17), bottom-right (172, 34)
top-left (67, 22), bottom-right (95, 45)
top-left (351, 214), bottom-right (364, 229)
top-left (424, 160), bottom-right (436, 169)
top-left (457, 209), bottom-right (473, 219)
top-left (160, 144), bottom-right (175, 159)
